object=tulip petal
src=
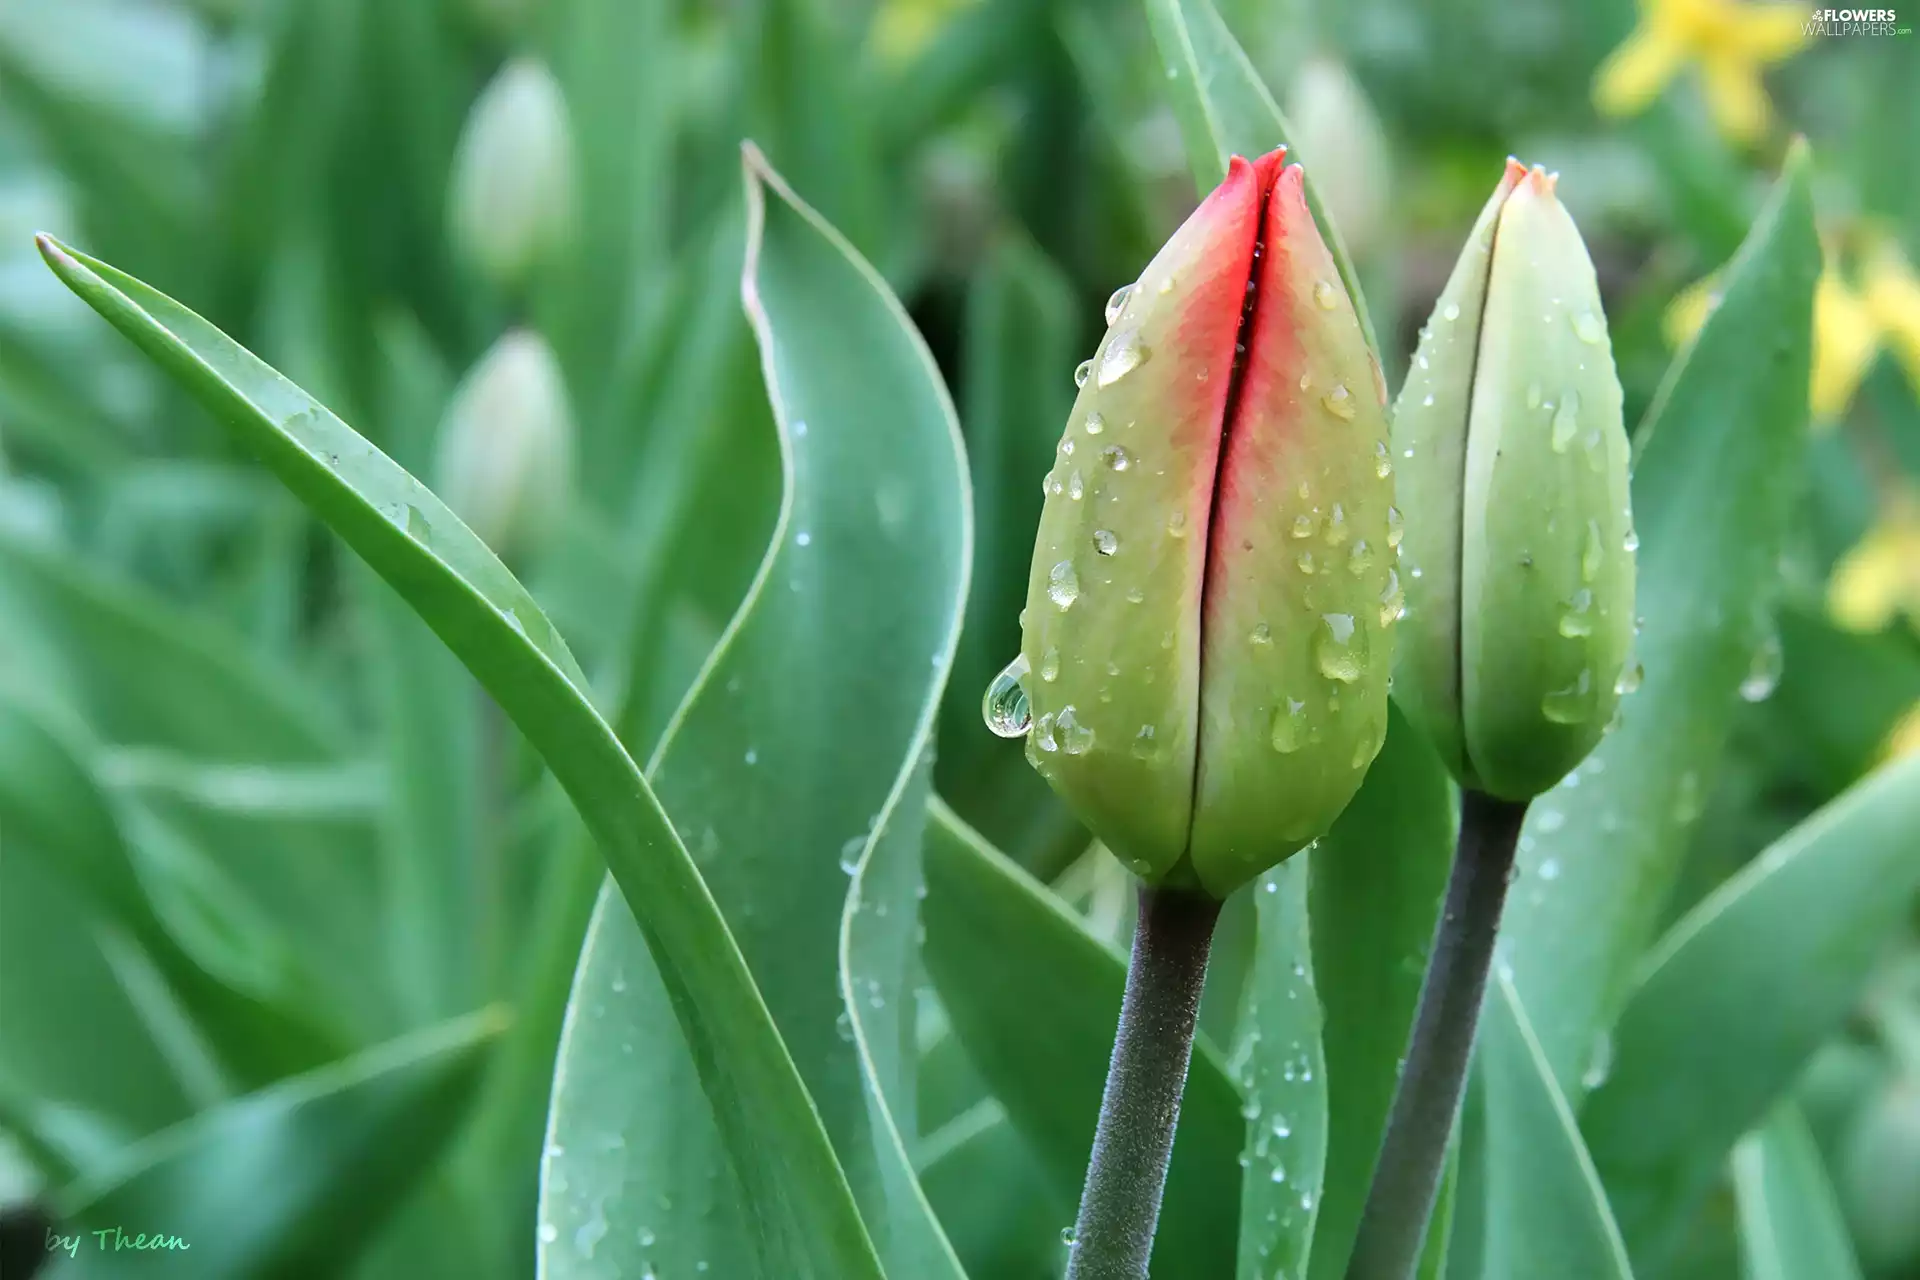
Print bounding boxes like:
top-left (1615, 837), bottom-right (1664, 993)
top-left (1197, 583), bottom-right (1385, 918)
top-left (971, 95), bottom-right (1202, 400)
top-left (1186, 163), bottom-right (1395, 894)
top-left (1390, 159), bottom-right (1524, 785)
top-left (1021, 151), bottom-right (1272, 881)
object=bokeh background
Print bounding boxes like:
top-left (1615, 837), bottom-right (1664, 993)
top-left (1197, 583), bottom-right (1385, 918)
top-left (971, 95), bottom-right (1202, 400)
top-left (0, 0), bottom-right (1916, 1275)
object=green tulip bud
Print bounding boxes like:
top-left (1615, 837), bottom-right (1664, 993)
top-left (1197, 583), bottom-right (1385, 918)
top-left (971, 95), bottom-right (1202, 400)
top-left (1000, 148), bottom-right (1394, 898)
top-left (435, 329), bottom-right (574, 563)
top-left (1392, 161), bottom-right (1635, 800)
top-left (1284, 58), bottom-right (1392, 259)
top-left (449, 58), bottom-right (576, 293)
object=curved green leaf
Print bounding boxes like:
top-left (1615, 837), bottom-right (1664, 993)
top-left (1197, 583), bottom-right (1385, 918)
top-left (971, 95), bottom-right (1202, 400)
top-left (1142, 0), bottom-right (1377, 356)
top-left (44, 1011), bottom-right (503, 1280)
top-left (1498, 142), bottom-right (1820, 1096)
top-left (923, 798), bottom-right (1242, 1276)
top-left (1581, 752), bottom-right (1920, 1267)
top-left (37, 234), bottom-right (886, 1279)
top-left (1474, 973), bottom-right (1634, 1280)
top-left (1306, 711), bottom-right (1459, 1280)
top-left (919, 1101), bottom-right (1070, 1280)
top-left (1732, 1103), bottom-right (1864, 1280)
top-left (540, 148), bottom-right (968, 1279)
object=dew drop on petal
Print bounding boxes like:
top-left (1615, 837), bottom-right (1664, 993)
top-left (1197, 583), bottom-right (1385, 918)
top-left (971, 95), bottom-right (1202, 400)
top-left (1542, 669), bottom-right (1594, 723)
top-left (1374, 440), bottom-right (1392, 479)
top-left (1316, 613), bottom-right (1364, 682)
top-left (1084, 411), bottom-right (1105, 435)
top-left (1166, 510), bottom-right (1188, 538)
top-left (1092, 529), bottom-right (1119, 556)
top-left (1056, 706), bottom-right (1095, 755)
top-left (1048, 561), bottom-right (1080, 610)
top-left (1379, 567), bottom-right (1405, 626)
top-left (1323, 502), bottom-right (1349, 546)
top-left (982, 656), bottom-right (1033, 737)
top-left (1442, 301), bottom-right (1461, 321)
top-left (1572, 310), bottom-right (1606, 344)
top-left (1313, 280), bottom-right (1339, 310)
top-left (1100, 445), bottom-right (1132, 472)
top-left (1250, 622), bottom-right (1273, 645)
top-left (1097, 336), bottom-right (1151, 387)
top-left (1582, 519), bottom-right (1604, 582)
top-left (1550, 388), bottom-right (1581, 453)
top-left (1291, 512), bottom-right (1318, 540)
top-left (1271, 698), bottom-right (1308, 753)
top-left (1074, 359), bottom-right (1093, 388)
top-left (1348, 539), bottom-right (1374, 575)
top-left (1386, 505), bottom-right (1404, 550)
top-left (1559, 588), bottom-right (1593, 637)
top-left (1105, 283), bottom-right (1134, 325)
top-left (1322, 384), bottom-right (1357, 421)
top-left (1039, 647), bottom-right (1061, 682)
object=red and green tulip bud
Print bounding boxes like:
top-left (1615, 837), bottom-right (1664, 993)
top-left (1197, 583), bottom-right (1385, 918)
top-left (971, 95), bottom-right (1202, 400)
top-left (1391, 161), bottom-right (1636, 800)
top-left (999, 148), bottom-right (1395, 898)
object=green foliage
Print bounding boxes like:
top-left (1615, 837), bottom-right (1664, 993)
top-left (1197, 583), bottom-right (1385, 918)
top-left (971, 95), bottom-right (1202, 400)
top-left (1, 0), bottom-right (1913, 1276)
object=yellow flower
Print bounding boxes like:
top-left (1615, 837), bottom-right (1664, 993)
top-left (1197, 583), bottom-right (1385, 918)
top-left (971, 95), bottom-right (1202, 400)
top-left (1666, 244), bottom-right (1920, 424)
top-left (1829, 490), bottom-right (1920, 634)
top-left (1594, 0), bottom-right (1810, 144)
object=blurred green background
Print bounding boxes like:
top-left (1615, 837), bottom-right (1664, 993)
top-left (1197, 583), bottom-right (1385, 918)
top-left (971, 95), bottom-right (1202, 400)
top-left (0, 0), bottom-right (1916, 1275)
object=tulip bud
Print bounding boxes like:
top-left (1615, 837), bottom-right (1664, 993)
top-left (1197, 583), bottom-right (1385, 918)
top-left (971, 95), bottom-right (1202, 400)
top-left (435, 329), bottom-right (574, 563)
top-left (1392, 161), bottom-right (1635, 800)
top-left (449, 58), bottom-right (576, 293)
top-left (1007, 148), bottom-right (1394, 898)
top-left (1284, 58), bottom-right (1392, 259)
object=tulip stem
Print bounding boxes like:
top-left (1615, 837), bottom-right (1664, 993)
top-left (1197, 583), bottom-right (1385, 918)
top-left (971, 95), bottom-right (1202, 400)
top-left (1345, 789), bottom-right (1529, 1280)
top-left (1066, 883), bottom-right (1223, 1280)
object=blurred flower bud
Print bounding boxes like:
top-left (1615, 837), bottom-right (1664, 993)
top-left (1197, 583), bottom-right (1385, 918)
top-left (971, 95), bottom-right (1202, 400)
top-left (1284, 57), bottom-right (1392, 259)
top-left (1840, 1075), bottom-right (1920, 1272)
top-left (449, 58), bottom-right (576, 293)
top-left (435, 329), bottom-right (574, 563)
top-left (999, 148), bottom-right (1394, 898)
top-left (464, 0), bottom-right (542, 40)
top-left (1392, 161), bottom-right (1636, 800)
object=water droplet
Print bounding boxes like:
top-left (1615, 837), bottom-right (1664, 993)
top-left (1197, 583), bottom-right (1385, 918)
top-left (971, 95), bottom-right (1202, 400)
top-left (1271, 1164), bottom-right (1289, 1183)
top-left (1048, 561), bottom-right (1080, 610)
top-left (1739, 631), bottom-right (1783, 702)
top-left (1271, 699), bottom-right (1308, 752)
top-left (1039, 647), bottom-right (1061, 682)
top-left (540, 1224), bottom-right (559, 1244)
top-left (1131, 724), bottom-right (1159, 760)
top-left (1313, 280), bottom-right (1339, 310)
top-left (1550, 389), bottom-right (1581, 453)
top-left (1100, 445), bottom-right (1131, 471)
top-left (1558, 588), bottom-right (1593, 637)
top-left (1127, 587), bottom-right (1146, 604)
top-left (1322, 384), bottom-right (1357, 421)
top-left (1348, 539), bottom-right (1374, 574)
top-left (1105, 283), bottom-right (1134, 325)
top-left (1073, 359), bottom-right (1093, 388)
top-left (1092, 529), bottom-right (1118, 556)
top-left (1582, 520), bottom-right (1604, 582)
top-left (1084, 412), bottom-right (1105, 435)
top-left (1296, 550), bottom-right (1317, 574)
top-left (1536, 808), bottom-right (1566, 834)
top-left (1097, 336), bottom-right (1151, 386)
top-left (1541, 669), bottom-right (1594, 723)
top-left (1298, 371), bottom-right (1313, 391)
top-left (1623, 528), bottom-right (1640, 553)
top-left (1061, 1227), bottom-right (1078, 1247)
top-left (1374, 440), bottom-right (1392, 478)
top-left (1386, 505), bottom-right (1404, 550)
top-left (1057, 706), bottom-right (1095, 755)
top-left (1539, 856), bottom-right (1561, 879)
top-left (1442, 301), bottom-right (1461, 321)
top-left (1291, 512), bottom-right (1317, 539)
top-left (406, 505), bottom-right (430, 540)
top-left (1323, 503), bottom-right (1349, 546)
top-left (795, 530), bottom-right (812, 547)
top-left (1616, 661), bottom-right (1644, 695)
top-left (1060, 438), bottom-right (1076, 457)
top-left (1379, 568), bottom-right (1405, 626)
top-left (1422, 393), bottom-right (1435, 407)
top-left (1068, 470), bottom-right (1085, 500)
top-left (1572, 310), bottom-right (1606, 344)
top-left (1316, 613), bottom-right (1364, 683)
top-left (1166, 510), bottom-right (1188, 538)
top-left (1581, 1032), bottom-right (1614, 1090)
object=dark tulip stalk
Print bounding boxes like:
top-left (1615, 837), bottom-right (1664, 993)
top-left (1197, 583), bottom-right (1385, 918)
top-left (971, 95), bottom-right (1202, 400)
top-left (1000, 147), bottom-right (1396, 1279)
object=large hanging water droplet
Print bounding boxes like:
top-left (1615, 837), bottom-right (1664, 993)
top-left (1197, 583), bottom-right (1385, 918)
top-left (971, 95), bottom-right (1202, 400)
top-left (1271, 699), bottom-right (1308, 753)
top-left (1322, 384), bottom-right (1357, 421)
top-left (1073, 359), bottom-right (1093, 388)
top-left (1572, 310), bottom-right (1606, 344)
top-left (1581, 519), bottom-right (1604, 582)
top-left (1056, 706), bottom-right (1095, 755)
top-left (1316, 613), bottom-right (1365, 683)
top-left (1105, 283), bottom-right (1134, 325)
top-left (1541, 669), bottom-right (1594, 723)
top-left (1739, 631), bottom-right (1783, 702)
top-left (1092, 529), bottom-right (1119, 556)
top-left (1550, 389), bottom-right (1581, 453)
top-left (1097, 335), bottom-right (1151, 387)
top-left (1048, 561), bottom-right (1080, 610)
top-left (1558, 588), bottom-right (1594, 637)
top-left (1313, 280), bottom-right (1338, 310)
top-left (982, 655), bottom-right (1032, 737)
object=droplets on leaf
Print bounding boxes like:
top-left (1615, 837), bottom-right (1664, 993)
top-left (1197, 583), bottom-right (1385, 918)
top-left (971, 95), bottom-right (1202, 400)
top-left (1316, 613), bottom-right (1365, 683)
top-left (1572, 310), bottom-right (1606, 344)
top-left (1297, 549), bottom-right (1317, 574)
top-left (1130, 724), bottom-right (1160, 761)
top-left (1060, 438), bottom-right (1075, 457)
top-left (1056, 706), bottom-right (1095, 755)
top-left (1550, 388), bottom-right (1581, 453)
top-left (1623, 528), bottom-right (1640, 553)
top-left (1541, 668), bottom-right (1594, 724)
top-left (1068, 470), bottom-right (1085, 500)
top-left (1073, 359), bottom-right (1093, 388)
top-left (1092, 528), bottom-right (1119, 556)
top-left (1250, 621), bottom-right (1273, 645)
top-left (1442, 301), bottom-right (1461, 321)
top-left (1291, 512), bottom-right (1317, 540)
top-left (1379, 568), bottom-right (1405, 626)
top-left (1084, 411), bottom-right (1105, 436)
top-left (1373, 440), bottom-right (1392, 479)
top-left (1740, 631), bottom-right (1783, 702)
top-left (1386, 505), bottom-right (1403, 550)
top-left (1581, 519), bottom-right (1604, 582)
top-left (1039, 647), bottom-right (1061, 682)
top-left (1323, 503), bottom-right (1349, 546)
top-left (1558, 588), bottom-right (1594, 637)
top-left (1312, 279), bottom-right (1338, 311)
top-left (1348, 539), bottom-right (1374, 575)
top-left (1099, 445), bottom-right (1132, 472)
top-left (1166, 510), bottom-right (1188, 539)
top-left (1615, 661), bottom-right (1644, 695)
top-left (1270, 699), bottom-right (1308, 753)
top-left (1322, 384), bottom-right (1357, 421)
top-left (1104, 283), bottom-right (1134, 325)
top-left (1047, 560), bottom-right (1080, 610)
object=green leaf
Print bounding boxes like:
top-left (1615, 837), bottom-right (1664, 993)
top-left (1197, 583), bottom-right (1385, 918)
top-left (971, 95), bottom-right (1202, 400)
top-left (922, 798), bottom-right (1242, 1276)
top-left (43, 1011), bottom-right (503, 1280)
top-left (1234, 859), bottom-right (1326, 1279)
top-left (1732, 1103), bottom-right (1864, 1280)
top-left (1471, 973), bottom-right (1634, 1280)
top-left (1581, 752), bottom-right (1920, 1268)
top-left (1141, 0), bottom-right (1378, 356)
top-left (1306, 711), bottom-right (1459, 1280)
top-left (37, 233), bottom-right (886, 1279)
top-left (1497, 142), bottom-right (1820, 1096)
top-left (918, 1101), bottom-right (1071, 1280)
top-left (541, 148), bottom-right (969, 1278)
